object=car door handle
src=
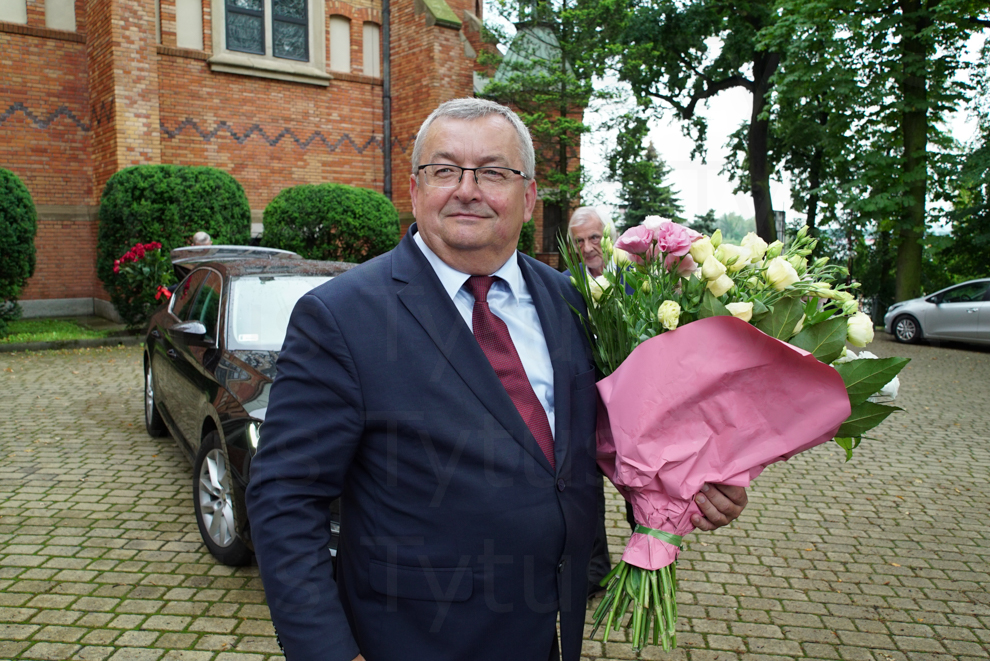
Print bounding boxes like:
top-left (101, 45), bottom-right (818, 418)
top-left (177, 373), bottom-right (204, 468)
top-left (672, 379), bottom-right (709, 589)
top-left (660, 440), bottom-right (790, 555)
top-left (967, 308), bottom-right (978, 313)
top-left (167, 349), bottom-right (179, 359)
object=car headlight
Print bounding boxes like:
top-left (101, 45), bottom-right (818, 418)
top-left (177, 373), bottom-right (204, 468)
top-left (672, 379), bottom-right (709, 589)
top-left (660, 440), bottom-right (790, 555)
top-left (248, 421), bottom-right (261, 449)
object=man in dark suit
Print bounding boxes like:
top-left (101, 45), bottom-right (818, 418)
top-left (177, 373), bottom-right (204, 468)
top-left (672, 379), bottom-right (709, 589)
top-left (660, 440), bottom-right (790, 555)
top-left (246, 99), bottom-right (745, 661)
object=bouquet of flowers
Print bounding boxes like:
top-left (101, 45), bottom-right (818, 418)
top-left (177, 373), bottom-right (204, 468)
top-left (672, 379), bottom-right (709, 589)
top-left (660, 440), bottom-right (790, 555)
top-left (560, 218), bottom-right (908, 651)
top-left (113, 241), bottom-right (176, 329)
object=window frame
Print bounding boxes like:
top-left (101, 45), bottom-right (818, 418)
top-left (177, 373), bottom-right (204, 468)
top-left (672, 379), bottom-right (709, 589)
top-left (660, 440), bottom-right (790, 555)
top-left (209, 0), bottom-right (329, 86)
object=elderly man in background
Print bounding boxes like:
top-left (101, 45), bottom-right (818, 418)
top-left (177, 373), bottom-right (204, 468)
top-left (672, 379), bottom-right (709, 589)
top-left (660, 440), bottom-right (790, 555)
top-left (567, 207), bottom-right (608, 278)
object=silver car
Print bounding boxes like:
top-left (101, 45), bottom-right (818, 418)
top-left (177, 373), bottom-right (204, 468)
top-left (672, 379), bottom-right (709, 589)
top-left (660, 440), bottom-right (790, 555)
top-left (883, 278), bottom-right (990, 345)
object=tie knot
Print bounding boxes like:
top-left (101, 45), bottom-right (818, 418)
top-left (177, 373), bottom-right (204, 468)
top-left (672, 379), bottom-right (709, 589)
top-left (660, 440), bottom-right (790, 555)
top-left (466, 275), bottom-right (497, 303)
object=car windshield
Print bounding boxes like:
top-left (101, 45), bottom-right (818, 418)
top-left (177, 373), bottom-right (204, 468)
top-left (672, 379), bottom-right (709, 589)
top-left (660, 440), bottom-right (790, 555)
top-left (228, 275), bottom-right (333, 350)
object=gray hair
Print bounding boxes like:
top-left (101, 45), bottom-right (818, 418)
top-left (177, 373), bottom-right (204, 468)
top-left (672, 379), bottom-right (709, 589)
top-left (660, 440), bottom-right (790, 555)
top-left (411, 98), bottom-right (536, 178)
top-left (568, 207), bottom-right (613, 238)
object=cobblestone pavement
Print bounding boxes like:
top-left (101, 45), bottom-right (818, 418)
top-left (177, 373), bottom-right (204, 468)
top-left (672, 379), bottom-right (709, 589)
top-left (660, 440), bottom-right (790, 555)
top-left (1, 336), bottom-right (988, 661)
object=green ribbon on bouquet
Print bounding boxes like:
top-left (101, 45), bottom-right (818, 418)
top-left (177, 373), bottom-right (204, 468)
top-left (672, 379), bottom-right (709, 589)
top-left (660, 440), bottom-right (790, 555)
top-left (634, 524), bottom-right (683, 548)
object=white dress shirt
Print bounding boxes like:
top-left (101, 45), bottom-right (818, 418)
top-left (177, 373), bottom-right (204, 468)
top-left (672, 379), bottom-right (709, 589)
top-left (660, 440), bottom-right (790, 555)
top-left (414, 230), bottom-right (556, 436)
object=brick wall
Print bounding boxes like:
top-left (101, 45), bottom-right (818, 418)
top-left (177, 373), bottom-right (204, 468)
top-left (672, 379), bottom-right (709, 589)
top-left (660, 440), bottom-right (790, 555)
top-left (20, 215), bottom-right (103, 301)
top-left (158, 55), bottom-right (386, 210)
top-left (3, 0), bottom-right (491, 309)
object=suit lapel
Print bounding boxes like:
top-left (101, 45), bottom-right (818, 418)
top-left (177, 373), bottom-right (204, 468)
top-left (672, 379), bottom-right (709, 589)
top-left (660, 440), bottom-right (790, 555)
top-left (518, 255), bottom-right (572, 474)
top-left (393, 229), bottom-right (555, 475)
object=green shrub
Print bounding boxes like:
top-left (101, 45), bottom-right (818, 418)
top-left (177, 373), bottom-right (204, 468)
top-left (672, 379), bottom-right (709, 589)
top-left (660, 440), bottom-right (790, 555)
top-left (261, 183), bottom-right (399, 262)
top-left (0, 168), bottom-right (37, 337)
top-left (517, 220), bottom-right (535, 257)
top-left (97, 165), bottom-right (251, 324)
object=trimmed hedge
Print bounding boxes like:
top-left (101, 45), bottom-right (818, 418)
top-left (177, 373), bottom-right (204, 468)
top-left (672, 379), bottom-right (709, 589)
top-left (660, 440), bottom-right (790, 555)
top-left (0, 168), bottom-right (37, 336)
top-left (97, 165), bottom-right (251, 320)
top-left (517, 220), bottom-right (535, 257)
top-left (261, 183), bottom-right (399, 262)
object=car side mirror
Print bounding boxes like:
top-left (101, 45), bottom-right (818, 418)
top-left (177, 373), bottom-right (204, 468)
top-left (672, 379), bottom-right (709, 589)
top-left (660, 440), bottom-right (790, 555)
top-left (926, 295), bottom-right (941, 305)
top-left (171, 320), bottom-right (211, 346)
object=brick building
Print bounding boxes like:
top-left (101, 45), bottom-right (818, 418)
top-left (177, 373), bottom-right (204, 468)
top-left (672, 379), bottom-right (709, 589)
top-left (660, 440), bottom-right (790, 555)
top-left (1, 0), bottom-right (562, 318)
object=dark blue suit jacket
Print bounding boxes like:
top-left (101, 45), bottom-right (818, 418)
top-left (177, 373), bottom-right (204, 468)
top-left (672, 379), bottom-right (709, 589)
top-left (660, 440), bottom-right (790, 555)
top-left (246, 226), bottom-right (599, 661)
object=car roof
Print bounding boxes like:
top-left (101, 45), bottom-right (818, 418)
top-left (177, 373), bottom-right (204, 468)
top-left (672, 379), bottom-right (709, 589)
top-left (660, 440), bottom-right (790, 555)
top-left (171, 245), bottom-right (301, 266)
top-left (211, 258), bottom-right (357, 278)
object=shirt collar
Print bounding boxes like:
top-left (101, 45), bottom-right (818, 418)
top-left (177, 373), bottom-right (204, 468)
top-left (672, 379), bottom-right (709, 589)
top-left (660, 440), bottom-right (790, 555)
top-left (413, 228), bottom-right (522, 303)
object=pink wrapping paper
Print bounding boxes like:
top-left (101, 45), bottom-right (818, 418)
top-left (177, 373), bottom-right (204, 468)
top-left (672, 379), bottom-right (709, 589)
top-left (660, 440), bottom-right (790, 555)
top-left (596, 315), bottom-right (851, 570)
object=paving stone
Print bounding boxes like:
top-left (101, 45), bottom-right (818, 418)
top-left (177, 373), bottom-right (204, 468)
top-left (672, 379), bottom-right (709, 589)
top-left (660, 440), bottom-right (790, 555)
top-left (3, 325), bottom-right (990, 661)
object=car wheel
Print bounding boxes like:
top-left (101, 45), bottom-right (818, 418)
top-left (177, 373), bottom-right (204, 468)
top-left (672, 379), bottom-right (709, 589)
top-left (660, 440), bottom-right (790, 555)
top-left (893, 314), bottom-right (921, 344)
top-left (194, 431), bottom-right (252, 566)
top-left (144, 359), bottom-right (168, 437)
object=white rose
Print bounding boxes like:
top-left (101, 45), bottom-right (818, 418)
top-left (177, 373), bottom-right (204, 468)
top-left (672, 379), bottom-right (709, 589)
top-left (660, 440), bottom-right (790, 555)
top-left (871, 376), bottom-right (900, 401)
top-left (832, 347), bottom-right (856, 364)
top-left (806, 282), bottom-right (835, 298)
top-left (701, 255), bottom-right (727, 281)
top-left (707, 274), bottom-right (734, 297)
top-left (715, 243), bottom-right (752, 272)
top-left (788, 254), bottom-right (808, 275)
top-left (725, 301), bottom-right (754, 322)
top-left (847, 312), bottom-right (874, 347)
top-left (643, 215), bottom-right (668, 230)
top-left (741, 233), bottom-right (769, 261)
top-left (613, 248), bottom-right (633, 268)
top-left (657, 300), bottom-right (681, 331)
top-left (588, 275), bottom-right (611, 303)
top-left (765, 257), bottom-right (800, 291)
top-left (791, 314), bottom-right (805, 336)
top-left (689, 236), bottom-right (714, 265)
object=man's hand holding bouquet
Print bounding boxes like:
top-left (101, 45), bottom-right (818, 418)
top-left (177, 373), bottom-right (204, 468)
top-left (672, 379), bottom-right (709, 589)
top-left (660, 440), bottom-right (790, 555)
top-left (561, 217), bottom-right (908, 651)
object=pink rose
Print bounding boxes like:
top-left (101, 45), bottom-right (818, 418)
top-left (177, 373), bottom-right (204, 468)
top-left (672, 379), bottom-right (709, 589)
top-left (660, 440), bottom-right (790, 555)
top-left (665, 252), bottom-right (698, 276)
top-left (615, 226), bottom-right (654, 257)
top-left (653, 220), bottom-right (695, 257)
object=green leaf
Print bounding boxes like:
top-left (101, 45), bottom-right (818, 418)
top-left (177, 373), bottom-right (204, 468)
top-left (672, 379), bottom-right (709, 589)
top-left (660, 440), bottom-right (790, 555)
top-left (836, 401), bottom-right (900, 437)
top-left (754, 296), bottom-right (804, 339)
top-left (750, 299), bottom-right (769, 317)
top-left (789, 317), bottom-right (847, 364)
top-left (697, 290), bottom-right (730, 319)
top-left (833, 436), bottom-right (862, 462)
top-left (833, 357), bottom-right (910, 406)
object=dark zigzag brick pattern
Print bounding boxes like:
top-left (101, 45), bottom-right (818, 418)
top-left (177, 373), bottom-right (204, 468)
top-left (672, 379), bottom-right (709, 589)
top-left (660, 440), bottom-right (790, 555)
top-left (0, 102), bottom-right (411, 153)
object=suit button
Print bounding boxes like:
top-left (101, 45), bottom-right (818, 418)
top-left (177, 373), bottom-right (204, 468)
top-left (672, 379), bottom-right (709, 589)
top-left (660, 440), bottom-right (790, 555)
top-left (556, 479), bottom-right (566, 491)
top-left (557, 559), bottom-right (565, 573)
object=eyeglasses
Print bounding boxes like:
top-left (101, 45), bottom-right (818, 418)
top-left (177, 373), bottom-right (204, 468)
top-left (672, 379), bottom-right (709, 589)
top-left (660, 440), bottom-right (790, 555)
top-left (417, 164), bottom-right (531, 189)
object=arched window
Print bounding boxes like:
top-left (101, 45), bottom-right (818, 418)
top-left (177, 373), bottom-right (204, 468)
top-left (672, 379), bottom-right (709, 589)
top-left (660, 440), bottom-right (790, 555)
top-left (362, 22), bottom-right (380, 77)
top-left (210, 0), bottom-right (327, 85)
top-left (176, 0), bottom-right (204, 50)
top-left (45, 0), bottom-right (76, 30)
top-left (0, 0), bottom-right (27, 24)
top-left (329, 15), bottom-right (351, 73)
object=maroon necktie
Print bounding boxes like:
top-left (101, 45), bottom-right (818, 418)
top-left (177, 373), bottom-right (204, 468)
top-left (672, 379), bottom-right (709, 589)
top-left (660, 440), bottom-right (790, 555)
top-left (466, 275), bottom-right (555, 470)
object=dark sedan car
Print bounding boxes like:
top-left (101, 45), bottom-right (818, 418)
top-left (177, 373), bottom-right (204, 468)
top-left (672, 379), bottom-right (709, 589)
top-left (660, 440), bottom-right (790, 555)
top-left (144, 249), bottom-right (354, 564)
